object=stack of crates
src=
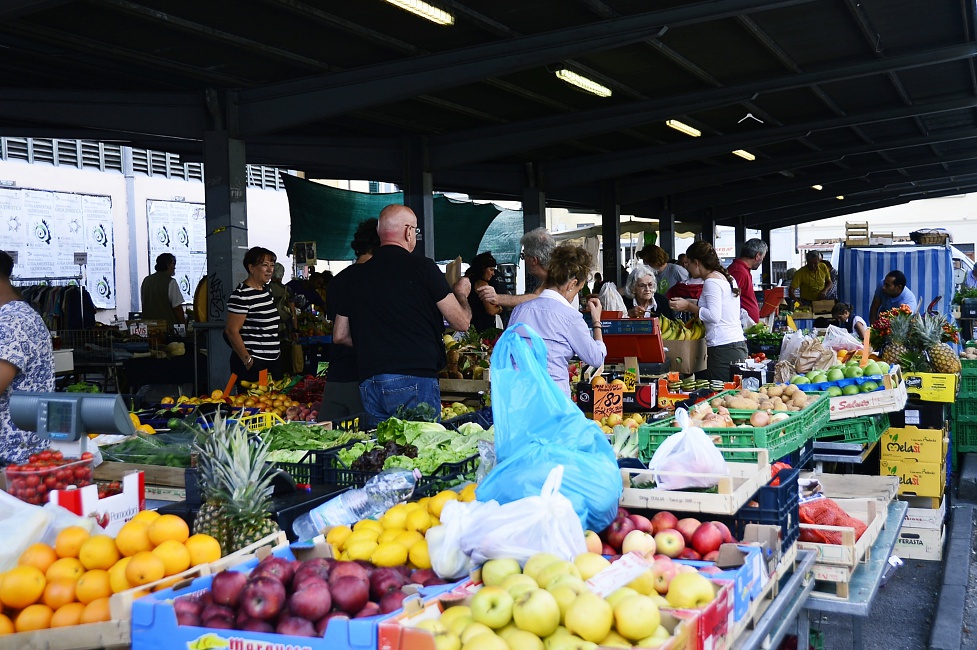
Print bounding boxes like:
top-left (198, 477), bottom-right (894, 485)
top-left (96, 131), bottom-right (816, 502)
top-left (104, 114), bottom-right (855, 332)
top-left (953, 359), bottom-right (977, 453)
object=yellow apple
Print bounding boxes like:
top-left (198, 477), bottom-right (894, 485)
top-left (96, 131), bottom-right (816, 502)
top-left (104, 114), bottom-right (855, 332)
top-left (564, 592), bottom-right (613, 643)
top-left (535, 561), bottom-right (580, 590)
top-left (612, 594), bottom-right (660, 642)
top-left (572, 552), bottom-right (610, 581)
top-left (523, 553), bottom-right (562, 582)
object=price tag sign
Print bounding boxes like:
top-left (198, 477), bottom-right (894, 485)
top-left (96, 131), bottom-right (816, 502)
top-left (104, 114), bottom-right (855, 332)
top-left (593, 383), bottom-right (624, 423)
top-left (623, 369), bottom-right (637, 393)
top-left (73, 252), bottom-right (88, 266)
top-left (129, 323), bottom-right (148, 338)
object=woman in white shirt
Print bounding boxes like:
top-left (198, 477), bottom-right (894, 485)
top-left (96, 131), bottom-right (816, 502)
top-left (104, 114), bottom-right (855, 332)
top-left (668, 241), bottom-right (747, 381)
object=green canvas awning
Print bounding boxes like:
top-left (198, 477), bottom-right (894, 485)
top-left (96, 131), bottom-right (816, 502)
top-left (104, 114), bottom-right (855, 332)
top-left (283, 175), bottom-right (506, 263)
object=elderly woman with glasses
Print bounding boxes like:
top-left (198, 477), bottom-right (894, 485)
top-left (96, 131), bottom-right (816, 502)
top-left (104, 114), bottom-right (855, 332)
top-left (624, 264), bottom-right (674, 319)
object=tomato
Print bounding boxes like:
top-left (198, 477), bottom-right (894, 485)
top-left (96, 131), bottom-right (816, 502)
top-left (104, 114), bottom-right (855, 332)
top-left (39, 451), bottom-right (52, 462)
top-left (81, 451), bottom-right (94, 460)
top-left (25, 474), bottom-right (40, 487)
top-left (51, 450), bottom-right (63, 461)
top-left (44, 475), bottom-right (58, 487)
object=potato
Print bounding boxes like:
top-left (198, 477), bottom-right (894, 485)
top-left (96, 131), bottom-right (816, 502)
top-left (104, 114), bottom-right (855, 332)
top-left (710, 398), bottom-right (724, 409)
top-left (773, 403), bottom-right (789, 411)
top-left (727, 397), bottom-right (759, 410)
top-left (791, 394), bottom-right (808, 408)
top-left (766, 386), bottom-right (784, 398)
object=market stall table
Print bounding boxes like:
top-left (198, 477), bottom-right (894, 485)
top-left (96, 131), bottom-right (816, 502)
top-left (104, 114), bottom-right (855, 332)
top-left (802, 499), bottom-right (909, 650)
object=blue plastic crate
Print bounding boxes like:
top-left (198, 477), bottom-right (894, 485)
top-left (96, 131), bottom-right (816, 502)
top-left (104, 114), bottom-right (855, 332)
top-left (729, 467), bottom-right (800, 555)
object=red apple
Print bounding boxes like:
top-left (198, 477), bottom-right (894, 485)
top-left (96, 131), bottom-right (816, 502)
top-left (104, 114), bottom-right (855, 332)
top-left (651, 511), bottom-right (679, 535)
top-left (353, 560), bottom-right (376, 577)
top-left (617, 507), bottom-right (631, 519)
top-left (253, 557), bottom-right (295, 588)
top-left (408, 568), bottom-right (437, 586)
top-left (678, 548), bottom-right (701, 561)
top-left (210, 571), bottom-right (248, 608)
top-left (379, 589), bottom-right (410, 614)
top-left (330, 561), bottom-right (370, 587)
top-left (174, 597), bottom-right (202, 619)
top-left (331, 575), bottom-right (370, 615)
top-left (240, 576), bottom-right (287, 620)
top-left (293, 574), bottom-right (329, 593)
top-left (629, 514), bottom-right (654, 534)
top-left (201, 603), bottom-right (235, 625)
top-left (691, 523), bottom-right (723, 556)
top-left (198, 591), bottom-right (213, 607)
top-left (315, 612), bottom-right (350, 637)
top-left (175, 612), bottom-right (200, 627)
top-left (205, 616), bottom-right (234, 629)
top-left (276, 616), bottom-right (317, 637)
top-left (602, 544), bottom-right (616, 555)
top-left (711, 521), bottom-right (734, 544)
top-left (370, 567), bottom-right (408, 601)
top-left (653, 530), bottom-right (685, 558)
top-left (651, 557), bottom-right (677, 594)
top-left (676, 518), bottom-right (701, 545)
top-left (288, 580), bottom-right (332, 621)
top-left (392, 564), bottom-right (412, 579)
top-left (605, 516), bottom-right (636, 551)
top-left (354, 602), bottom-right (381, 618)
top-left (703, 550), bottom-right (720, 562)
top-left (294, 558), bottom-right (332, 584)
top-left (240, 619), bottom-right (275, 633)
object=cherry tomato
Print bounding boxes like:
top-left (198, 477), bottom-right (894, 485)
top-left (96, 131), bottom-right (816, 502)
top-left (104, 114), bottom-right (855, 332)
top-left (81, 452), bottom-right (94, 460)
top-left (51, 450), bottom-right (63, 461)
top-left (39, 451), bottom-right (52, 462)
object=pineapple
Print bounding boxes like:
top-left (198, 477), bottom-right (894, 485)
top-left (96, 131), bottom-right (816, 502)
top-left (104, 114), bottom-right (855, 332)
top-left (916, 313), bottom-right (961, 374)
top-left (881, 311), bottom-right (912, 366)
top-left (193, 413), bottom-right (282, 554)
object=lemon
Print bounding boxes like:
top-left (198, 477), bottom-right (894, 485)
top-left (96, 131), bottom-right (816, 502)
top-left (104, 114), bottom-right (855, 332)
top-left (429, 514), bottom-right (441, 529)
top-left (325, 526), bottom-right (353, 548)
top-left (353, 519), bottom-right (383, 535)
top-left (405, 509), bottom-right (432, 533)
top-left (395, 530), bottom-right (424, 550)
top-left (345, 539), bottom-right (378, 562)
top-left (378, 528), bottom-right (405, 544)
top-left (459, 484), bottom-right (478, 503)
top-left (344, 529), bottom-right (381, 546)
top-left (371, 542), bottom-right (409, 567)
top-left (409, 539), bottom-right (431, 570)
top-left (381, 505), bottom-right (409, 530)
top-left (414, 498), bottom-right (431, 513)
top-left (428, 491), bottom-right (459, 518)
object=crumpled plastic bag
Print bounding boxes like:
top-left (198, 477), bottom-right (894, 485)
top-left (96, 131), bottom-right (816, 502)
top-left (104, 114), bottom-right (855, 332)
top-left (599, 282), bottom-right (628, 314)
top-left (646, 409), bottom-right (728, 490)
top-left (0, 490), bottom-right (96, 571)
top-left (427, 499), bottom-right (490, 579)
top-left (821, 325), bottom-right (863, 352)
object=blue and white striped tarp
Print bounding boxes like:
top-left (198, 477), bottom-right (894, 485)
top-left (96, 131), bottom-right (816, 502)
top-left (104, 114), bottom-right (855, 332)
top-left (838, 246), bottom-right (954, 322)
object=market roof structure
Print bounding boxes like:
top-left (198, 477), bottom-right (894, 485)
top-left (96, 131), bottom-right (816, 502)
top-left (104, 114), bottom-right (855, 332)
top-left (3, 0), bottom-right (977, 230)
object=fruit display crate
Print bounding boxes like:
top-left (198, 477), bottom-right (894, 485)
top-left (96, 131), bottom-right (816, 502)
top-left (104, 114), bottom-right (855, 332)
top-left (952, 397), bottom-right (977, 420)
top-left (441, 407), bottom-right (493, 431)
top-left (728, 466), bottom-right (800, 555)
top-left (273, 440), bottom-right (362, 486)
top-left (814, 413), bottom-right (890, 445)
top-left (619, 448), bottom-right (772, 515)
top-left (952, 417), bottom-right (977, 453)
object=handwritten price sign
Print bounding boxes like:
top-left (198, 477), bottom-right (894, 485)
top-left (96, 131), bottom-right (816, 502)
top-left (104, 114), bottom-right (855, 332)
top-left (593, 383), bottom-right (624, 422)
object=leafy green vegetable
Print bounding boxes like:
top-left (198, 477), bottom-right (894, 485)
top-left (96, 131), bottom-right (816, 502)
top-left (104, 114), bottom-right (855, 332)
top-left (100, 431), bottom-right (200, 467)
top-left (337, 441), bottom-right (378, 467)
top-left (377, 418), bottom-right (408, 446)
top-left (263, 422), bottom-right (366, 453)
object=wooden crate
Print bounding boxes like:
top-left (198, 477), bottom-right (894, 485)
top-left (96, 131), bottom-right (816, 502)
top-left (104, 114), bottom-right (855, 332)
top-left (5, 620), bottom-right (130, 650)
top-left (797, 498), bottom-right (885, 569)
top-left (800, 473), bottom-right (898, 503)
top-left (730, 543), bottom-right (798, 640)
top-left (209, 531), bottom-right (290, 572)
top-left (845, 222), bottom-right (869, 246)
top-left (619, 448), bottom-right (770, 515)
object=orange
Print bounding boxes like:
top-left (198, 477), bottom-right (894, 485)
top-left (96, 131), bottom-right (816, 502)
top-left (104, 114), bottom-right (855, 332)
top-left (50, 602), bottom-right (86, 628)
top-left (14, 604), bottom-right (52, 632)
top-left (130, 510), bottom-right (161, 525)
top-left (108, 557), bottom-right (132, 593)
top-left (211, 389), bottom-right (224, 400)
top-left (75, 569), bottom-right (111, 604)
top-left (19, 543), bottom-right (59, 574)
top-left (78, 535), bottom-right (120, 571)
top-left (0, 565), bottom-right (46, 609)
top-left (125, 552), bottom-right (165, 587)
top-left (42, 578), bottom-right (77, 610)
top-left (79, 597), bottom-right (111, 624)
top-left (152, 540), bottom-right (191, 577)
top-left (185, 534), bottom-right (222, 567)
top-left (55, 526), bottom-right (91, 559)
top-left (148, 515), bottom-right (190, 546)
top-left (115, 521), bottom-right (153, 557)
top-left (0, 613), bottom-right (12, 635)
top-left (46, 557), bottom-right (85, 582)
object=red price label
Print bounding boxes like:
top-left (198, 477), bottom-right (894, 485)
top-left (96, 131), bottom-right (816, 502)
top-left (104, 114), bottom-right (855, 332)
top-left (593, 383), bottom-right (624, 422)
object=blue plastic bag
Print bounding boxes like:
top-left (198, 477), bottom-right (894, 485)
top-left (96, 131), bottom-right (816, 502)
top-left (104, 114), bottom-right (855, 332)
top-left (476, 324), bottom-right (622, 533)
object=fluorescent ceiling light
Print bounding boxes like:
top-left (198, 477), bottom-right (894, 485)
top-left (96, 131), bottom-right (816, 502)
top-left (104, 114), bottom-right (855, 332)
top-left (383, 0), bottom-right (454, 25)
top-left (666, 120), bottom-right (701, 138)
top-left (811, 184), bottom-right (823, 191)
top-left (555, 69), bottom-right (612, 97)
top-left (732, 149), bottom-right (756, 161)
top-left (836, 195), bottom-right (845, 200)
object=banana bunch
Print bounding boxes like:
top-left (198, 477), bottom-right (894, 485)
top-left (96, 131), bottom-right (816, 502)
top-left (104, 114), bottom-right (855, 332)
top-left (240, 376), bottom-right (290, 394)
top-left (659, 316), bottom-right (706, 340)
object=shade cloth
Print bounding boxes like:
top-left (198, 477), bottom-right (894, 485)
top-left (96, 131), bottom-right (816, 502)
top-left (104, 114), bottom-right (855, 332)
top-left (838, 245), bottom-right (953, 321)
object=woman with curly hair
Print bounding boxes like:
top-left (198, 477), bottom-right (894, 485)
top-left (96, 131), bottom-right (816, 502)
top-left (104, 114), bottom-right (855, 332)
top-left (669, 241), bottom-right (747, 381)
top-left (510, 243), bottom-right (606, 396)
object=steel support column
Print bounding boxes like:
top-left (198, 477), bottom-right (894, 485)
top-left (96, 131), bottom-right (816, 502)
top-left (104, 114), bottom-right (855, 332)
top-left (601, 181), bottom-right (622, 288)
top-left (203, 131), bottom-right (249, 393)
top-left (404, 137), bottom-right (435, 259)
top-left (659, 212), bottom-right (675, 257)
top-left (734, 220), bottom-right (747, 260)
top-left (760, 227), bottom-right (773, 288)
top-left (522, 186), bottom-right (546, 233)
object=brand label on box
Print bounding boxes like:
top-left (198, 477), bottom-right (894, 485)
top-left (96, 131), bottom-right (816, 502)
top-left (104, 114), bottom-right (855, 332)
top-left (904, 373), bottom-right (957, 403)
top-left (894, 525), bottom-right (945, 561)
top-left (881, 427), bottom-right (948, 464)
top-left (882, 460), bottom-right (946, 498)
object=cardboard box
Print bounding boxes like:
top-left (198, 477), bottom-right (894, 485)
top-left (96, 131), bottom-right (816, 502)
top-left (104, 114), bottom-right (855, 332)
top-left (576, 382), bottom-right (657, 413)
top-left (904, 372), bottom-right (957, 402)
top-left (828, 377), bottom-right (907, 420)
top-left (676, 544), bottom-right (768, 623)
top-left (49, 470), bottom-right (145, 536)
top-left (791, 310), bottom-right (815, 320)
top-left (734, 360), bottom-right (773, 391)
top-left (812, 299), bottom-right (836, 314)
top-left (665, 579), bottom-right (734, 650)
top-left (881, 458), bottom-right (947, 498)
top-left (665, 339), bottom-right (707, 374)
top-left (894, 525), bottom-right (945, 561)
top-left (889, 400), bottom-right (948, 429)
top-left (880, 426), bottom-right (949, 464)
top-left (900, 493), bottom-right (946, 530)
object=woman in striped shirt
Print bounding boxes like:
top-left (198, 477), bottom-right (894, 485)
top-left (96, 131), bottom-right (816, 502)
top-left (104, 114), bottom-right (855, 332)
top-left (225, 247), bottom-right (282, 384)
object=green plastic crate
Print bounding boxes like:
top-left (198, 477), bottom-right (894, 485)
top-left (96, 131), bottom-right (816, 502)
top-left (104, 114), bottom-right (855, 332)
top-left (638, 413), bottom-right (808, 463)
top-left (953, 417), bottom-right (977, 453)
top-left (961, 358), bottom-right (977, 371)
top-left (814, 413), bottom-right (890, 444)
top-left (952, 398), bottom-right (977, 421)
top-left (960, 373), bottom-right (977, 396)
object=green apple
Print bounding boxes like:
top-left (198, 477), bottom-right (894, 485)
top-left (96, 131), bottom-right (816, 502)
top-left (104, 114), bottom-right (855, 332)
top-left (470, 586), bottom-right (514, 629)
top-left (502, 574), bottom-right (539, 599)
top-left (546, 574), bottom-right (585, 592)
top-left (460, 630), bottom-right (508, 650)
top-left (523, 554), bottom-right (562, 582)
top-left (664, 573), bottom-right (716, 609)
top-left (635, 625), bottom-right (673, 648)
top-left (863, 362), bottom-right (882, 376)
top-left (878, 362), bottom-right (890, 374)
top-left (535, 561), bottom-right (580, 590)
top-left (512, 588), bottom-right (561, 638)
top-left (460, 621), bottom-right (496, 644)
top-left (549, 582), bottom-right (588, 624)
top-left (441, 606), bottom-right (472, 633)
top-left (860, 380), bottom-right (879, 392)
top-left (482, 558), bottom-right (523, 587)
top-left (542, 626), bottom-right (571, 650)
top-left (564, 592), bottom-right (613, 643)
top-left (495, 623), bottom-right (519, 641)
top-left (830, 364), bottom-right (844, 371)
top-left (805, 370), bottom-right (822, 381)
top-left (790, 375), bottom-right (810, 385)
top-left (612, 594), bottom-right (661, 642)
top-left (416, 620), bottom-right (462, 650)
top-left (604, 587), bottom-right (639, 608)
top-left (448, 616), bottom-right (474, 638)
top-left (842, 384), bottom-right (860, 396)
top-left (826, 368), bottom-right (845, 382)
top-left (505, 629), bottom-right (545, 650)
top-left (844, 366), bottom-right (864, 378)
top-left (827, 386), bottom-right (843, 397)
top-left (544, 632), bottom-right (596, 650)
top-left (572, 553), bottom-right (610, 581)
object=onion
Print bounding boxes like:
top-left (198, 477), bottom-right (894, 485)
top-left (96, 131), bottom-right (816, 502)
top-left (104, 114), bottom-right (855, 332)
top-left (750, 410), bottom-right (771, 427)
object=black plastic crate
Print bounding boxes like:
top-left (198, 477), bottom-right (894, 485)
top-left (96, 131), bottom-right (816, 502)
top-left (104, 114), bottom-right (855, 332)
top-left (443, 408), bottom-right (493, 431)
top-left (729, 466), bottom-right (800, 555)
top-left (274, 441), bottom-right (359, 487)
top-left (414, 455), bottom-right (480, 498)
top-left (747, 340), bottom-right (782, 358)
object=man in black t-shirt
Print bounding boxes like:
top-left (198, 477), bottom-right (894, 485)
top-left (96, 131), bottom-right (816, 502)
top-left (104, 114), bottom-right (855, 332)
top-left (320, 219), bottom-right (380, 423)
top-left (333, 205), bottom-right (472, 426)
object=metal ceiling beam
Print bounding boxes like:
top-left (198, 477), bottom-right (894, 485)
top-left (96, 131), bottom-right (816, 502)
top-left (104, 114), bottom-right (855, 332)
top-left (539, 95), bottom-right (977, 188)
top-left (0, 0), bottom-right (72, 20)
top-left (235, 0), bottom-right (818, 136)
top-left (244, 136), bottom-right (402, 176)
top-left (618, 128), bottom-right (977, 205)
top-left (428, 43), bottom-right (977, 169)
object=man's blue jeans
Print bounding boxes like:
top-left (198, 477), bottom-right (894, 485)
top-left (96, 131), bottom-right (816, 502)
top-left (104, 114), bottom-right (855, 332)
top-left (359, 374), bottom-right (440, 428)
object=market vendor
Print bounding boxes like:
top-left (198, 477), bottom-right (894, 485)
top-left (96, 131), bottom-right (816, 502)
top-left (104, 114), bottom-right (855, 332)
top-left (623, 265), bottom-right (674, 319)
top-left (669, 241), bottom-right (747, 381)
top-left (140, 252), bottom-right (186, 331)
top-left (789, 251), bottom-right (832, 303)
top-left (869, 270), bottom-right (917, 322)
top-left (0, 251), bottom-right (54, 465)
top-left (509, 243), bottom-right (606, 397)
top-left (225, 247), bottom-right (282, 385)
top-left (465, 251), bottom-right (503, 332)
top-left (286, 271), bottom-right (327, 311)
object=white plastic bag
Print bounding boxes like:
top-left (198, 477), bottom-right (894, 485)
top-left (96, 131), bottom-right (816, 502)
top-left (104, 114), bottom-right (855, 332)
top-left (427, 499), bottom-right (492, 580)
top-left (821, 324), bottom-right (863, 352)
top-left (598, 283), bottom-right (628, 314)
top-left (0, 491), bottom-right (96, 571)
top-left (646, 409), bottom-right (728, 490)
top-left (460, 466), bottom-right (587, 566)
